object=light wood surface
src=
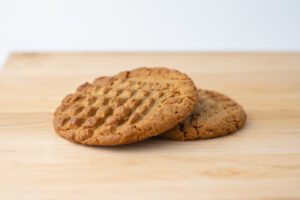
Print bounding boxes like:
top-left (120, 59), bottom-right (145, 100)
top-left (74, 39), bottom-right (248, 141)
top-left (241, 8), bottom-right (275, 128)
top-left (0, 52), bottom-right (300, 200)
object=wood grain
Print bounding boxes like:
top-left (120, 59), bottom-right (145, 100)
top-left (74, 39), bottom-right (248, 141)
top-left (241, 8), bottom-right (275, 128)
top-left (0, 52), bottom-right (300, 200)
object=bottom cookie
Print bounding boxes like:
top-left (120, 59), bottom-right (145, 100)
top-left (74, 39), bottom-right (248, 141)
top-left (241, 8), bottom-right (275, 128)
top-left (161, 89), bottom-right (246, 140)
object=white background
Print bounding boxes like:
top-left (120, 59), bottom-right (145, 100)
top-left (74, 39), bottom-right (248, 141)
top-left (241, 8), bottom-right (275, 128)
top-left (0, 0), bottom-right (300, 67)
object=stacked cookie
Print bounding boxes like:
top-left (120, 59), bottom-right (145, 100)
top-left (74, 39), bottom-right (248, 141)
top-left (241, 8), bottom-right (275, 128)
top-left (53, 67), bottom-right (246, 146)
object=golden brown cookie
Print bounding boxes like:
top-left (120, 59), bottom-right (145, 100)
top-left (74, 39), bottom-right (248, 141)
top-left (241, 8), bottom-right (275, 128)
top-left (161, 89), bottom-right (246, 140)
top-left (53, 67), bottom-right (197, 146)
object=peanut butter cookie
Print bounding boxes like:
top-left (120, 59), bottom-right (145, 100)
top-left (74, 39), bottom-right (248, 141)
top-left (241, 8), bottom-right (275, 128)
top-left (53, 67), bottom-right (197, 145)
top-left (161, 89), bottom-right (246, 140)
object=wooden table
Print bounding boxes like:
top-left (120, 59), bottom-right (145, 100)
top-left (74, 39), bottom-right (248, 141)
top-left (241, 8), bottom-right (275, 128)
top-left (1, 53), bottom-right (299, 199)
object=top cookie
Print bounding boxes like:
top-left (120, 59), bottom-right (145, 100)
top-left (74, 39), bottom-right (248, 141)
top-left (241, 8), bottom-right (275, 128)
top-left (53, 67), bottom-right (197, 146)
top-left (161, 89), bottom-right (246, 140)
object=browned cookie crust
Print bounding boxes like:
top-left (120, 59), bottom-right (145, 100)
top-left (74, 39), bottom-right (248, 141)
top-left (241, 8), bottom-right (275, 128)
top-left (53, 67), bottom-right (197, 145)
top-left (161, 89), bottom-right (246, 140)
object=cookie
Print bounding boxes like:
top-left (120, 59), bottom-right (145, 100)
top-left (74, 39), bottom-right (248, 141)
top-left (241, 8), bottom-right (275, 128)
top-left (53, 67), bottom-right (197, 146)
top-left (161, 89), bottom-right (246, 140)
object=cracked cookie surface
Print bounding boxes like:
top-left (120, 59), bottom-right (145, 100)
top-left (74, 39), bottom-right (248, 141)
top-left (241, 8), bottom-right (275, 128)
top-left (161, 89), bottom-right (246, 140)
top-left (53, 67), bottom-right (197, 145)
